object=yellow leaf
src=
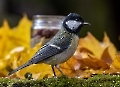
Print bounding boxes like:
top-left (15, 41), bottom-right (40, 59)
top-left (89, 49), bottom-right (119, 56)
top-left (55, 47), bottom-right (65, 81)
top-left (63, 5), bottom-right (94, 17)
top-left (0, 20), bottom-right (11, 58)
top-left (78, 32), bottom-right (105, 59)
top-left (0, 15), bottom-right (32, 58)
top-left (77, 32), bottom-right (117, 62)
top-left (11, 14), bottom-right (32, 48)
top-left (17, 64), bottom-right (52, 79)
top-left (102, 32), bottom-right (117, 60)
top-left (112, 55), bottom-right (120, 69)
top-left (9, 38), bottom-right (53, 79)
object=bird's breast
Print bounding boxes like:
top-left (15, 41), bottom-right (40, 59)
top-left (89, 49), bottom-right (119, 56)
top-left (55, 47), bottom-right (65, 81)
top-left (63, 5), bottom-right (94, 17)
top-left (44, 34), bottom-right (79, 65)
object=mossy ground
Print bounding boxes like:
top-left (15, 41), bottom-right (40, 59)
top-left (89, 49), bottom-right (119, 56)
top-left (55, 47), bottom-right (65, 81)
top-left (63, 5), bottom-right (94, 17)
top-left (0, 74), bottom-right (120, 87)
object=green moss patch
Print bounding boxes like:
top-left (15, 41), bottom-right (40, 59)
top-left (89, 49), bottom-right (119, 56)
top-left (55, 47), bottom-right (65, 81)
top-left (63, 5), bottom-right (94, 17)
top-left (0, 74), bottom-right (120, 87)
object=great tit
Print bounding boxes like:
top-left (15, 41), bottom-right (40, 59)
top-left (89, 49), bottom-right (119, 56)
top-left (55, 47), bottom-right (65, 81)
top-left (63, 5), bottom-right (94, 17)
top-left (8, 13), bottom-right (90, 76)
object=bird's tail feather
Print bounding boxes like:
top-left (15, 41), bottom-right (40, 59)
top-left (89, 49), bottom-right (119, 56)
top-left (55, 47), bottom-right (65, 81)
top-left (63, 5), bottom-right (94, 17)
top-left (8, 61), bottom-right (31, 76)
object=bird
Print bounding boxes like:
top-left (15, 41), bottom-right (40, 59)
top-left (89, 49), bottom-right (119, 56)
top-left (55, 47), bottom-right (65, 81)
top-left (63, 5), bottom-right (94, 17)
top-left (8, 13), bottom-right (90, 76)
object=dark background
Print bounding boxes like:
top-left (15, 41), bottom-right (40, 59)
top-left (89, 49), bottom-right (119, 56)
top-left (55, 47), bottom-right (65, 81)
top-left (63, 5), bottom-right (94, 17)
top-left (0, 0), bottom-right (120, 50)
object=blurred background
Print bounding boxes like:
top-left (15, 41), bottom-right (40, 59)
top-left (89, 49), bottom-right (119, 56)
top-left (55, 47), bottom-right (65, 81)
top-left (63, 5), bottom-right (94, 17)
top-left (0, 0), bottom-right (120, 50)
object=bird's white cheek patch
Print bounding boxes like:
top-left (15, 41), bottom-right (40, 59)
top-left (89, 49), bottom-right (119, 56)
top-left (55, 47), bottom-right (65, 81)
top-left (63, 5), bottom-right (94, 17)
top-left (66, 20), bottom-right (81, 30)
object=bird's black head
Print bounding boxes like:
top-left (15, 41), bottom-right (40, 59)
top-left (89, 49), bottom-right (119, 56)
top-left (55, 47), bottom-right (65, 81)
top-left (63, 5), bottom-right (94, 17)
top-left (63, 13), bottom-right (90, 34)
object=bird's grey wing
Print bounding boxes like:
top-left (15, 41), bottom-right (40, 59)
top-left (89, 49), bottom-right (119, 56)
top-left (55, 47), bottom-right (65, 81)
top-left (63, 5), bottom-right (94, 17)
top-left (8, 41), bottom-right (71, 76)
top-left (30, 42), bottom-right (71, 64)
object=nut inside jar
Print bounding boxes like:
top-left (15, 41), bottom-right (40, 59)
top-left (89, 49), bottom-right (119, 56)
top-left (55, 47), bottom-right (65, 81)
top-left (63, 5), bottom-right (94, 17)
top-left (33, 29), bottom-right (59, 38)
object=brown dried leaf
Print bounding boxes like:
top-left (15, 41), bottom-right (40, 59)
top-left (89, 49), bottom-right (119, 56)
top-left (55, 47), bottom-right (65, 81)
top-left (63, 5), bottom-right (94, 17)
top-left (77, 55), bottom-right (110, 70)
top-left (55, 57), bottom-right (80, 77)
top-left (101, 47), bottom-right (113, 64)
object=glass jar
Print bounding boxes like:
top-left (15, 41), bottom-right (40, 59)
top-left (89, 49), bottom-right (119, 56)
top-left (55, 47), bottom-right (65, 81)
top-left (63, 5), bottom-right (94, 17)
top-left (31, 15), bottom-right (65, 47)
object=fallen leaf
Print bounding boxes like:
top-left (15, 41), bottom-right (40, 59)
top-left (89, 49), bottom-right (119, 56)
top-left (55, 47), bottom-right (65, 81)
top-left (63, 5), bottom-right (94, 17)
top-left (8, 38), bottom-right (53, 79)
top-left (0, 15), bottom-right (32, 58)
top-left (0, 20), bottom-right (11, 58)
top-left (55, 57), bottom-right (80, 77)
top-left (101, 47), bottom-right (113, 64)
top-left (76, 55), bottom-right (110, 70)
top-left (76, 32), bottom-right (117, 63)
top-left (112, 55), bottom-right (120, 69)
top-left (78, 32), bottom-right (105, 59)
top-left (102, 32), bottom-right (117, 60)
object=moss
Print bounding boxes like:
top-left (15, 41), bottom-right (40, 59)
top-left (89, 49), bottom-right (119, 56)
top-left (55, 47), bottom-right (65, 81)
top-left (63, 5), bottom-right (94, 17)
top-left (0, 74), bottom-right (120, 87)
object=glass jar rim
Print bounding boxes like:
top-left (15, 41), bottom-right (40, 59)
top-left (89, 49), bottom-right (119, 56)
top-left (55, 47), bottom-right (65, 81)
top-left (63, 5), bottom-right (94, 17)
top-left (33, 15), bottom-right (65, 19)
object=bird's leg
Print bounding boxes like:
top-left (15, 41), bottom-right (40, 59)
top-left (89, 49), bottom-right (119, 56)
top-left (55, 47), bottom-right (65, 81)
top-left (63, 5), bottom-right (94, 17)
top-left (51, 65), bottom-right (56, 77)
top-left (55, 65), bottom-right (64, 75)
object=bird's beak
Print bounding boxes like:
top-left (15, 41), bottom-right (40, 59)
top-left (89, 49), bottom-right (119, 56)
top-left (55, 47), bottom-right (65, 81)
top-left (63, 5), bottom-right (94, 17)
top-left (83, 22), bottom-right (91, 25)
